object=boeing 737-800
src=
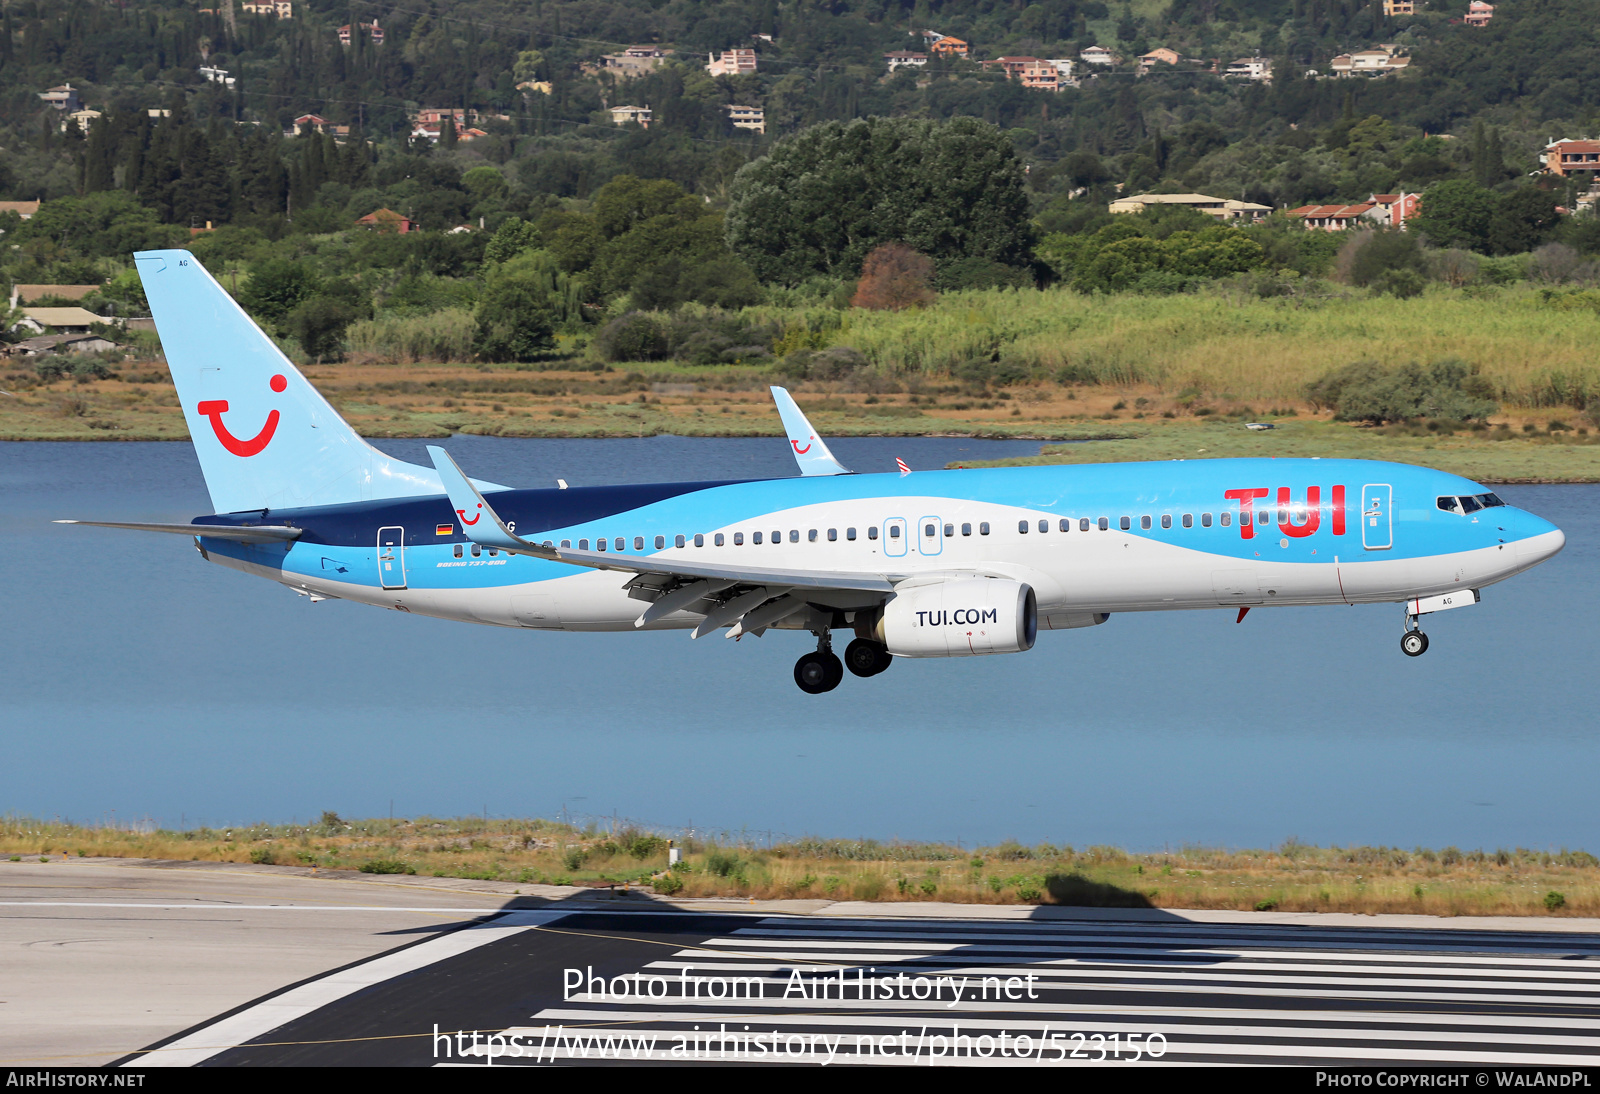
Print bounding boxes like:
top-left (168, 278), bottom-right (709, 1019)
top-left (60, 250), bottom-right (1566, 693)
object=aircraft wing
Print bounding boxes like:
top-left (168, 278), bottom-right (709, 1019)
top-left (770, 386), bottom-right (851, 476)
top-left (427, 445), bottom-right (894, 633)
top-left (54, 519), bottom-right (302, 543)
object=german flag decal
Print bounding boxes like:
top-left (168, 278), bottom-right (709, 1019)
top-left (436, 524), bottom-right (453, 536)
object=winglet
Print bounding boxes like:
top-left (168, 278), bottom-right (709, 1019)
top-left (770, 387), bottom-right (850, 476)
top-left (426, 446), bottom-right (557, 559)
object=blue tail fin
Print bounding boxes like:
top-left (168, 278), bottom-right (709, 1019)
top-left (135, 249), bottom-right (502, 514)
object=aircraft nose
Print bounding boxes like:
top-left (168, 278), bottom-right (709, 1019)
top-left (1511, 513), bottom-right (1564, 568)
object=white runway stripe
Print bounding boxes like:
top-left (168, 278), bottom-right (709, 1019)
top-left (463, 1024), bottom-right (1600, 1066)
top-left (661, 947), bottom-right (1600, 984)
top-left (512, 1009), bottom-right (1600, 1051)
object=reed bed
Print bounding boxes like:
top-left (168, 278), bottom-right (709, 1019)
top-left (6, 816), bottom-right (1596, 918)
top-left (744, 285), bottom-right (1600, 409)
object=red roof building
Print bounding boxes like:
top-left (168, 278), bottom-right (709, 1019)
top-left (1286, 203), bottom-right (1377, 230)
top-left (356, 208), bottom-right (413, 233)
top-left (1544, 139), bottom-right (1600, 177)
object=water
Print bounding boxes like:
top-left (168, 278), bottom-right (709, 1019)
top-left (3, 436), bottom-right (1596, 852)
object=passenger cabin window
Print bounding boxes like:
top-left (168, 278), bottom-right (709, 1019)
top-left (962, 523), bottom-right (972, 536)
top-left (789, 529), bottom-right (799, 543)
top-left (471, 543), bottom-right (482, 556)
top-left (655, 536), bottom-right (665, 550)
top-left (1203, 513), bottom-right (1214, 528)
top-left (1182, 514), bottom-right (1192, 529)
top-left (694, 534), bottom-right (704, 547)
top-left (1140, 515), bottom-right (1152, 530)
top-left (1038, 519), bottom-right (1049, 533)
top-left (868, 527), bottom-right (879, 540)
top-left (674, 535), bottom-right (685, 548)
top-left (753, 531), bottom-right (763, 544)
top-left (847, 528), bottom-right (857, 541)
top-left (615, 537), bottom-right (625, 551)
top-left (595, 539), bottom-right (606, 552)
top-left (1218, 512), bottom-right (1228, 527)
top-left (1120, 516), bottom-right (1131, 531)
top-left (888, 526), bottom-right (900, 539)
top-left (561, 539), bottom-right (572, 549)
top-left (980, 522), bottom-right (991, 535)
top-left (1059, 519), bottom-right (1071, 532)
top-left (944, 524), bottom-right (954, 537)
top-left (1098, 517), bottom-right (1109, 531)
top-left (828, 528), bottom-right (837, 541)
top-left (1018, 520), bottom-right (1028, 534)
top-left (714, 533), bottom-right (725, 546)
top-left (926, 524), bottom-right (937, 537)
top-left (734, 532), bottom-right (744, 545)
top-left (453, 544), bottom-right (463, 558)
top-left (772, 530), bottom-right (781, 544)
top-left (634, 536), bottom-right (644, 551)
top-left (1080, 518), bottom-right (1091, 531)
top-left (488, 547), bottom-right (498, 556)
top-left (809, 529), bottom-right (818, 542)
top-left (1161, 515), bottom-right (1172, 529)
top-left (1258, 510), bottom-right (1270, 525)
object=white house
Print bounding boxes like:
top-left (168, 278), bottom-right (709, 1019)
top-left (1080, 46), bottom-right (1117, 65)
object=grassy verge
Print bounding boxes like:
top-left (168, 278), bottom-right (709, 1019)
top-left (5, 815), bottom-right (1595, 917)
top-left (957, 417), bottom-right (1600, 484)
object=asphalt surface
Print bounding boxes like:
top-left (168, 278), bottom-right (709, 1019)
top-left (8, 859), bottom-right (1600, 1067)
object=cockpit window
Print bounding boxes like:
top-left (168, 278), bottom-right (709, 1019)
top-left (1438, 492), bottom-right (1505, 515)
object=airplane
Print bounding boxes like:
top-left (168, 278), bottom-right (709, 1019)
top-left (60, 249), bottom-right (1566, 693)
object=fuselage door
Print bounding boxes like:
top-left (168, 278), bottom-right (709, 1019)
top-left (1361, 485), bottom-right (1393, 550)
top-left (883, 517), bottom-right (908, 557)
top-left (378, 526), bottom-right (407, 589)
top-left (918, 515), bottom-right (943, 556)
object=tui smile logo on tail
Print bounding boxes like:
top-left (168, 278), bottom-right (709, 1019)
top-left (792, 438), bottom-right (813, 454)
top-left (195, 374), bottom-right (286, 457)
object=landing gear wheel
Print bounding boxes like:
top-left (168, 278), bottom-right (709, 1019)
top-left (795, 651), bottom-right (844, 693)
top-left (844, 638), bottom-right (893, 678)
top-left (1400, 630), bottom-right (1429, 657)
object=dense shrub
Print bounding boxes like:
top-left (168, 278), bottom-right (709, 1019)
top-left (1305, 358), bottom-right (1498, 423)
top-left (852, 243), bottom-right (936, 310)
top-left (594, 313), bottom-right (670, 362)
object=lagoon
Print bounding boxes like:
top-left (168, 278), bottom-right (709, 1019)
top-left (2, 436), bottom-right (1596, 852)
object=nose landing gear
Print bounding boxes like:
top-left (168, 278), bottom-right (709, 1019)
top-left (1401, 611), bottom-right (1429, 657)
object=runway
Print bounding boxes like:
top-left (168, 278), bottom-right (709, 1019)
top-left (6, 860), bottom-right (1600, 1067)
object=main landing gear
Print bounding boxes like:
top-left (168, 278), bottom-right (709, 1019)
top-left (793, 631), bottom-right (894, 693)
top-left (1401, 612), bottom-right (1430, 658)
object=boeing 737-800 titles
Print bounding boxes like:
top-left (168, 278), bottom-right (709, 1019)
top-left (61, 250), bottom-right (1566, 693)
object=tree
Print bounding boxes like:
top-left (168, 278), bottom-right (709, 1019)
top-left (238, 259), bottom-right (320, 326)
top-left (725, 117), bottom-right (1035, 285)
top-left (1412, 180), bottom-right (1499, 253)
top-left (851, 243), bottom-right (935, 310)
top-left (473, 250), bottom-right (579, 362)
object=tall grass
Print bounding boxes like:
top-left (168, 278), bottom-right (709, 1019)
top-left (741, 284), bottom-right (1600, 408)
top-left (6, 815), bottom-right (1598, 916)
top-left (346, 307), bottom-right (477, 364)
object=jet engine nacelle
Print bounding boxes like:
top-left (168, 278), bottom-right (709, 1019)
top-left (877, 578), bottom-right (1037, 658)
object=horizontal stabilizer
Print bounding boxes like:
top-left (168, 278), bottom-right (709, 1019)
top-left (771, 386), bottom-right (850, 476)
top-left (54, 519), bottom-right (302, 543)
